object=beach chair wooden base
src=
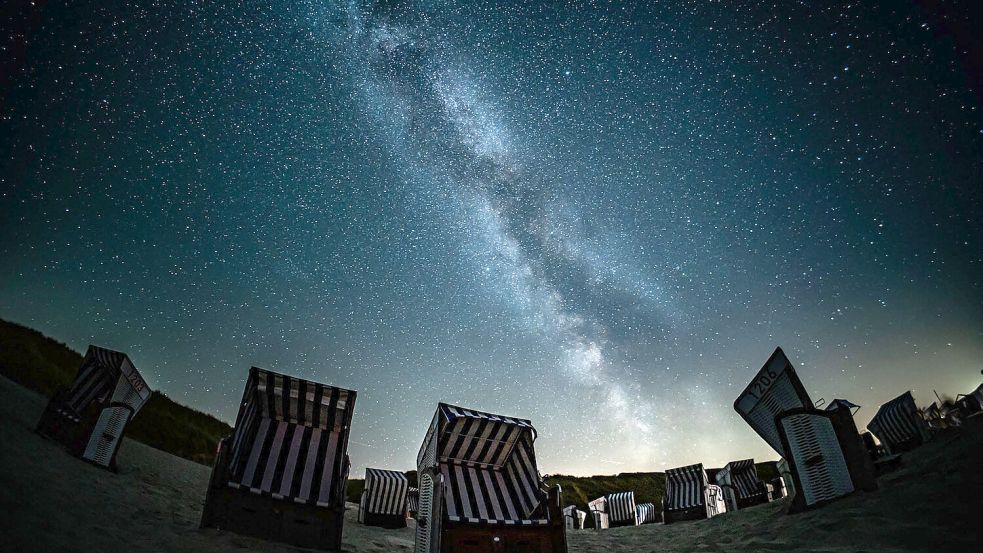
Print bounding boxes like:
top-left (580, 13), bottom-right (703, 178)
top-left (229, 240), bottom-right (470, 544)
top-left (662, 505), bottom-right (707, 524)
top-left (361, 511), bottom-right (408, 529)
top-left (735, 491), bottom-right (771, 510)
top-left (441, 520), bottom-right (566, 553)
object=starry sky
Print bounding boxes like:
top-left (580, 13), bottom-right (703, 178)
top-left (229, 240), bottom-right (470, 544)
top-left (1, 1), bottom-right (981, 476)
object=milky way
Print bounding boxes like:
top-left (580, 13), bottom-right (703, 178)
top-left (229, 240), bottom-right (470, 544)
top-left (1, 1), bottom-right (981, 475)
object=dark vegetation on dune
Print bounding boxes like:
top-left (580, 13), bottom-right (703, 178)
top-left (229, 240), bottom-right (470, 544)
top-left (1, 317), bottom-right (781, 496)
top-left (0, 319), bottom-right (232, 465)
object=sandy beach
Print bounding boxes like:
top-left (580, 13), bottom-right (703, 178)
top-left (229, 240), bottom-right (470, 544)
top-left (1, 374), bottom-right (980, 552)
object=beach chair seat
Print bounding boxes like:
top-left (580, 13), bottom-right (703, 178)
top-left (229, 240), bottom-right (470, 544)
top-left (201, 367), bottom-right (356, 551)
top-left (415, 403), bottom-right (566, 553)
top-left (734, 347), bottom-right (876, 512)
top-left (359, 468), bottom-right (410, 528)
top-left (867, 391), bottom-right (932, 454)
top-left (36, 345), bottom-right (151, 470)
top-left (663, 464), bottom-right (726, 523)
top-left (715, 459), bottom-right (771, 511)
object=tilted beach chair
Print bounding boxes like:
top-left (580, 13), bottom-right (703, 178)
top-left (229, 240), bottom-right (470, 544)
top-left (715, 459), bottom-right (771, 511)
top-left (562, 505), bottom-right (586, 530)
top-left (359, 468), bottom-right (410, 528)
top-left (867, 391), bottom-right (932, 454)
top-left (200, 367), bottom-right (356, 551)
top-left (408, 487), bottom-right (420, 518)
top-left (734, 347), bottom-right (876, 512)
top-left (414, 403), bottom-right (566, 553)
top-left (36, 345), bottom-right (151, 470)
top-left (635, 502), bottom-right (660, 525)
top-left (588, 491), bottom-right (637, 529)
top-left (662, 464), bottom-right (726, 523)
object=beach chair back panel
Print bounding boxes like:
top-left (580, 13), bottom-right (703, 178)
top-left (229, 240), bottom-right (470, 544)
top-left (734, 348), bottom-right (813, 456)
top-left (605, 491), bottom-right (636, 524)
top-left (779, 412), bottom-right (854, 506)
top-left (665, 464), bottom-right (708, 509)
top-left (867, 392), bottom-right (930, 452)
top-left (83, 405), bottom-right (132, 466)
top-left (438, 432), bottom-right (546, 523)
top-left (226, 367), bottom-right (356, 506)
top-left (635, 502), bottom-right (658, 524)
top-left (407, 487), bottom-right (419, 513)
top-left (729, 459), bottom-right (762, 499)
top-left (364, 468), bottom-right (410, 516)
top-left (436, 404), bottom-right (535, 468)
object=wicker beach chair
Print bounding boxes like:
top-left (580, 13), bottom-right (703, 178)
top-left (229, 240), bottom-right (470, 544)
top-left (562, 505), bottom-right (586, 530)
top-left (414, 403), bottom-right (566, 553)
top-left (663, 464), bottom-right (726, 523)
top-left (36, 345), bottom-right (151, 470)
top-left (200, 367), bottom-right (356, 550)
top-left (714, 459), bottom-right (771, 511)
top-left (359, 468), bottom-right (410, 528)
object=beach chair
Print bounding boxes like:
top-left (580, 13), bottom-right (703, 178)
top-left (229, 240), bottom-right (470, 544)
top-left (408, 487), bottom-right (420, 518)
top-left (715, 459), bottom-right (771, 511)
top-left (734, 347), bottom-right (876, 512)
top-left (200, 367), bottom-right (356, 551)
top-left (414, 403), bottom-right (566, 553)
top-left (776, 458), bottom-right (796, 498)
top-left (634, 502), bottom-right (660, 525)
top-left (955, 383), bottom-right (983, 419)
top-left (588, 491), bottom-right (637, 529)
top-left (562, 505), bottom-right (586, 530)
top-left (359, 468), bottom-right (410, 528)
top-left (36, 345), bottom-right (151, 470)
top-left (867, 391), bottom-right (932, 454)
top-left (662, 464), bottom-right (726, 523)
top-left (768, 477), bottom-right (787, 500)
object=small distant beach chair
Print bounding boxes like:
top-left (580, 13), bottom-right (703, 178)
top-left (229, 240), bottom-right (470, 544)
top-left (36, 345), bottom-right (151, 470)
top-left (562, 505), bottom-right (586, 530)
top-left (408, 487), bottom-right (420, 518)
top-left (776, 458), bottom-right (796, 498)
top-left (200, 367), bottom-right (356, 551)
top-left (589, 492), bottom-right (637, 529)
top-left (867, 391), bottom-right (932, 454)
top-left (415, 403), bottom-right (566, 553)
top-left (358, 468), bottom-right (410, 528)
top-left (734, 347), bottom-right (876, 512)
top-left (955, 383), bottom-right (983, 419)
top-left (663, 464), bottom-right (726, 523)
top-left (768, 477), bottom-right (787, 500)
top-left (635, 502), bottom-right (660, 525)
top-left (715, 459), bottom-right (771, 511)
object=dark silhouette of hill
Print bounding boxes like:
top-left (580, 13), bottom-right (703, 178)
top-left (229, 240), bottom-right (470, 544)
top-left (0, 318), bottom-right (232, 465)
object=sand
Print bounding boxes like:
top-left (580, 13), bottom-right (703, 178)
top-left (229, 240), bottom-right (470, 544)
top-left (1, 374), bottom-right (980, 552)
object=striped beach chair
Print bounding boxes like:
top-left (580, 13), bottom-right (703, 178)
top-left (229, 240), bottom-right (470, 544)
top-left (662, 464), bottom-right (726, 523)
top-left (36, 345), bottom-right (151, 470)
top-left (562, 505), bottom-right (586, 530)
top-left (715, 459), bottom-right (771, 511)
top-left (867, 391), bottom-right (932, 454)
top-left (635, 502), bottom-right (660, 525)
top-left (414, 403), bottom-right (566, 553)
top-left (359, 468), bottom-right (410, 528)
top-left (408, 487), bottom-right (420, 518)
top-left (200, 367), bottom-right (356, 551)
top-left (588, 492), bottom-right (637, 529)
top-left (734, 347), bottom-right (876, 512)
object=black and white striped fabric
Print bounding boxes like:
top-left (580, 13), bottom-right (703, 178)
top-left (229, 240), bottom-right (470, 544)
top-left (419, 403), bottom-right (547, 525)
top-left (64, 346), bottom-right (141, 416)
top-left (635, 502), bottom-right (658, 524)
top-left (605, 491), bottom-right (636, 524)
top-left (664, 464), bottom-right (709, 510)
top-left (225, 367), bottom-right (356, 507)
top-left (407, 487), bottom-right (419, 513)
top-left (362, 468), bottom-right (409, 516)
top-left (723, 459), bottom-right (764, 500)
top-left (868, 391), bottom-right (929, 452)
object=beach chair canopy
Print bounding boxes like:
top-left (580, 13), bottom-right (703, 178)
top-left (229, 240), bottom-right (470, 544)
top-left (825, 399), bottom-right (860, 414)
top-left (718, 459), bottom-right (765, 501)
top-left (418, 403), bottom-right (546, 524)
top-left (363, 468), bottom-right (409, 516)
top-left (867, 391), bottom-right (930, 451)
top-left (665, 464), bottom-right (710, 510)
top-left (226, 367), bottom-right (356, 506)
top-left (603, 491), bottom-right (636, 523)
top-left (734, 347), bottom-right (813, 456)
top-left (65, 345), bottom-right (150, 418)
top-left (635, 502), bottom-right (658, 524)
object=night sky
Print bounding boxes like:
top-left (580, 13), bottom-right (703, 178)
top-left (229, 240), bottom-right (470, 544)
top-left (1, 1), bottom-right (981, 476)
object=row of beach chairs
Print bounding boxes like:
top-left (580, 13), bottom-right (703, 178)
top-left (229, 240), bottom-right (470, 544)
top-left (35, 344), bottom-right (965, 551)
